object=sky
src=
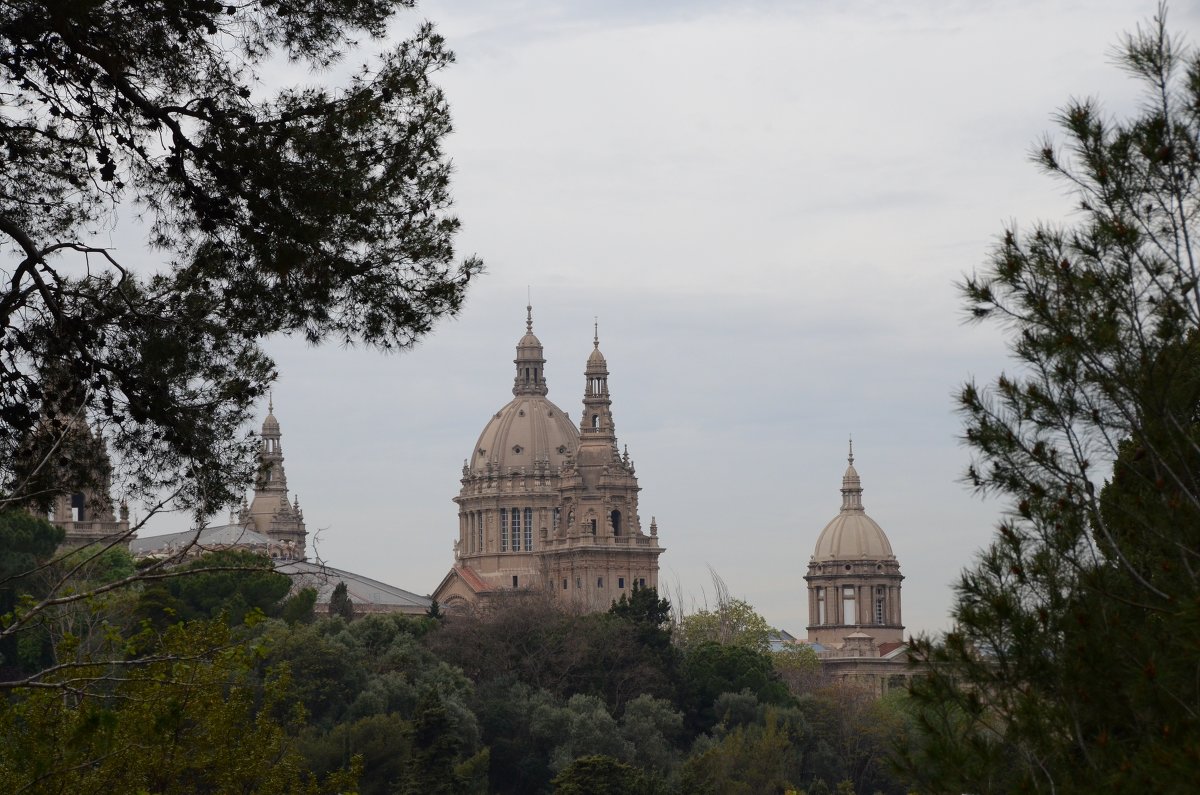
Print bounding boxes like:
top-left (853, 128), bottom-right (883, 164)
top-left (137, 0), bottom-right (1192, 637)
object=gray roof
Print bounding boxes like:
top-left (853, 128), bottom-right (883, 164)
top-left (276, 560), bottom-right (432, 611)
top-left (129, 523), bottom-right (272, 556)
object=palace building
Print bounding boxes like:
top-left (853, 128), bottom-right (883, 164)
top-left (799, 443), bottom-right (911, 695)
top-left (432, 307), bottom-right (664, 611)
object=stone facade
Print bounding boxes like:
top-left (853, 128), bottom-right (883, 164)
top-left (805, 445), bottom-right (904, 647)
top-left (434, 308), bottom-right (664, 612)
top-left (239, 399), bottom-right (307, 560)
top-left (799, 445), bottom-right (912, 695)
top-left (44, 419), bottom-right (131, 549)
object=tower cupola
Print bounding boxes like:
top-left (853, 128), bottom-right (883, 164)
top-left (513, 304), bottom-right (548, 397)
top-left (581, 321), bottom-right (615, 439)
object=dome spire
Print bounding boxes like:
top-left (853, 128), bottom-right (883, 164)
top-left (513, 302), bottom-right (548, 397)
top-left (841, 439), bottom-right (863, 511)
top-left (581, 319), bottom-right (614, 439)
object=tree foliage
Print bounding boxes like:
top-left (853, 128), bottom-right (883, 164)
top-left (0, 0), bottom-right (480, 517)
top-left (0, 618), bottom-right (359, 793)
top-left (907, 6), bottom-right (1200, 792)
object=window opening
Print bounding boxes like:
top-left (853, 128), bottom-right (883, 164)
top-left (842, 585), bottom-right (856, 624)
top-left (597, 577), bottom-right (603, 588)
top-left (512, 575), bottom-right (519, 588)
top-left (610, 510), bottom-right (621, 536)
top-left (500, 509), bottom-right (508, 552)
top-left (523, 507), bottom-right (533, 551)
top-left (817, 589), bottom-right (826, 624)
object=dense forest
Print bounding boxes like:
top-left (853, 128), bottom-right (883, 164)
top-left (0, 516), bottom-right (913, 794)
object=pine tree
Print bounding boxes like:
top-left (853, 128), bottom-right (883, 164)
top-left (905, 5), bottom-right (1200, 792)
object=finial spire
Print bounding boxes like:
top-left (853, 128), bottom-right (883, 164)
top-left (526, 302), bottom-right (533, 334)
top-left (268, 390), bottom-right (274, 414)
top-left (841, 440), bottom-right (864, 511)
top-left (593, 317), bottom-right (599, 348)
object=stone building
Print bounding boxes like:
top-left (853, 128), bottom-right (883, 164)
top-left (805, 442), bottom-right (904, 646)
top-left (802, 443), bottom-right (912, 695)
top-left (239, 398), bottom-right (308, 560)
top-left (433, 307), bottom-right (664, 611)
top-left (131, 403), bottom-right (432, 616)
top-left (42, 419), bottom-right (131, 549)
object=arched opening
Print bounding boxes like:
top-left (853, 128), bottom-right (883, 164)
top-left (592, 414), bottom-right (600, 429)
top-left (610, 510), bottom-right (622, 536)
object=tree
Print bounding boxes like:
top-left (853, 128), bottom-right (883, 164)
top-left (551, 755), bottom-right (656, 795)
top-left (0, 0), bottom-right (480, 518)
top-left (0, 510), bottom-right (62, 677)
top-left (679, 642), bottom-right (792, 733)
top-left (677, 598), bottom-right (771, 653)
top-left (678, 708), bottom-right (801, 795)
top-left (907, 6), bottom-right (1200, 792)
top-left (0, 618), bottom-right (360, 793)
top-left (329, 580), bottom-right (355, 621)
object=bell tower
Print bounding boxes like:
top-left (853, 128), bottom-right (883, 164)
top-left (242, 397), bottom-right (307, 560)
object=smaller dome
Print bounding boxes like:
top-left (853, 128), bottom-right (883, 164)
top-left (811, 446), bottom-right (895, 562)
top-left (518, 331), bottom-right (543, 350)
top-left (812, 511), bottom-right (894, 561)
top-left (262, 412), bottom-right (280, 435)
top-left (587, 321), bottom-right (606, 368)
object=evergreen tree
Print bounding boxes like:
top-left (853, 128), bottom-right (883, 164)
top-left (0, 0), bottom-right (481, 517)
top-left (329, 581), bottom-right (355, 622)
top-left (906, 6), bottom-right (1200, 792)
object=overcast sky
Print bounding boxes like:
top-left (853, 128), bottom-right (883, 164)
top-left (136, 0), bottom-right (1191, 637)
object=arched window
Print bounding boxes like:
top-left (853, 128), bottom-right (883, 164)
top-left (592, 414), bottom-right (600, 429)
top-left (610, 510), bottom-right (622, 536)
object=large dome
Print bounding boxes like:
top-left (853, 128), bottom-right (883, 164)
top-left (811, 453), bottom-right (896, 562)
top-left (469, 395), bottom-right (578, 476)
